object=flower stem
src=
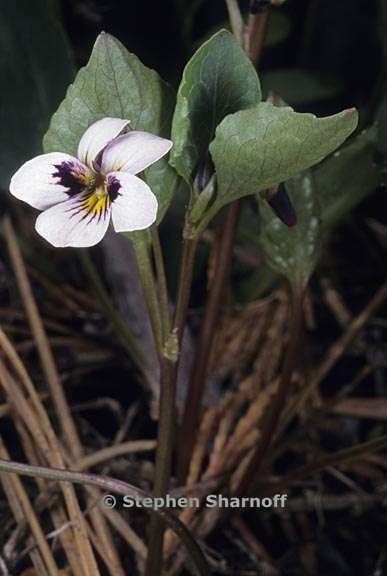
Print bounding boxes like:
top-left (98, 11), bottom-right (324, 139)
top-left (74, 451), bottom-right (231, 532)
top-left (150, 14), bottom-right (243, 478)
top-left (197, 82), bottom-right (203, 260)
top-left (131, 230), bottom-right (177, 576)
top-left (144, 236), bottom-right (199, 576)
top-left (132, 234), bottom-right (163, 358)
top-left (225, 0), bottom-right (244, 43)
top-left (244, 4), bottom-right (272, 65)
top-left (144, 358), bottom-right (177, 576)
top-left (151, 226), bottom-right (171, 340)
top-left (173, 238), bottom-right (199, 339)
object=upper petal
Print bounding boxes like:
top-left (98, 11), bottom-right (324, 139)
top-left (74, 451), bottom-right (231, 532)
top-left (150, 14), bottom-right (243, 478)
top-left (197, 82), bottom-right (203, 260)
top-left (108, 172), bottom-right (158, 232)
top-left (9, 153), bottom-right (90, 210)
top-left (35, 193), bottom-right (111, 248)
top-left (77, 117), bottom-right (131, 167)
top-left (101, 131), bottom-right (173, 175)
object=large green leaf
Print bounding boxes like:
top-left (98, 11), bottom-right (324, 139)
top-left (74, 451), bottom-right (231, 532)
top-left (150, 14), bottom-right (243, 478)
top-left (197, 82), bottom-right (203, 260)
top-left (44, 32), bottom-right (177, 222)
top-left (259, 173), bottom-right (321, 289)
top-left (0, 0), bottom-right (74, 189)
top-left (209, 102), bottom-right (358, 212)
top-left (170, 29), bottom-right (261, 185)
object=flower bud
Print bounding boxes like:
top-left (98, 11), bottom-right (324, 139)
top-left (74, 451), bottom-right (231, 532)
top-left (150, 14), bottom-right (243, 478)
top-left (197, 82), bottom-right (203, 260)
top-left (262, 184), bottom-right (297, 227)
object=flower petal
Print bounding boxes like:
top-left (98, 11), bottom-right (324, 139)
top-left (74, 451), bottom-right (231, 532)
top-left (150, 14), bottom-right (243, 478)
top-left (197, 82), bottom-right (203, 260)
top-left (77, 118), bottom-right (130, 167)
top-left (101, 131), bottom-right (173, 175)
top-left (9, 153), bottom-right (90, 210)
top-left (35, 194), bottom-right (111, 248)
top-left (108, 172), bottom-right (158, 232)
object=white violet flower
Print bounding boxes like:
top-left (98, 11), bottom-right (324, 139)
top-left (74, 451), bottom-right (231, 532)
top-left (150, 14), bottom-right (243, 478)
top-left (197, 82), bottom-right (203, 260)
top-left (9, 118), bottom-right (173, 247)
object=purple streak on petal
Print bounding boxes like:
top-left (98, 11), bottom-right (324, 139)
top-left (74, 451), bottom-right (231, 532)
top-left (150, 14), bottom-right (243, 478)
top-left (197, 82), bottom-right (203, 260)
top-left (52, 160), bottom-right (86, 196)
top-left (107, 175), bottom-right (122, 202)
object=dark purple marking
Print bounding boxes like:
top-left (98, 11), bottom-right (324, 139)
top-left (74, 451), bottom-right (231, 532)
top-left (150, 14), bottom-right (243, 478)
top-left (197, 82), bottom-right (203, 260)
top-left (52, 161), bottom-right (86, 196)
top-left (267, 183), bottom-right (297, 227)
top-left (107, 175), bottom-right (122, 202)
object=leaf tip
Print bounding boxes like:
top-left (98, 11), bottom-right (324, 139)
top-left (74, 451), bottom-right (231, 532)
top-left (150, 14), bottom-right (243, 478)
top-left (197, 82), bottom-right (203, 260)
top-left (95, 30), bottom-right (115, 47)
top-left (215, 28), bottom-right (233, 37)
top-left (344, 107), bottom-right (359, 126)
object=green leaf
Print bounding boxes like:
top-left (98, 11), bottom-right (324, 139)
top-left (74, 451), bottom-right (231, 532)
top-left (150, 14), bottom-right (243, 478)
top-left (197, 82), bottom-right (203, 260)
top-left (0, 0), bottom-right (74, 189)
top-left (170, 29), bottom-right (261, 185)
top-left (44, 32), bottom-right (177, 222)
top-left (259, 173), bottom-right (321, 289)
top-left (209, 102), bottom-right (358, 212)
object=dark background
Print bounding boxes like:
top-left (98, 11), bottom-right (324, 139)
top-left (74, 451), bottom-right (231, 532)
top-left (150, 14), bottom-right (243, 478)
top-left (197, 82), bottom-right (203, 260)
top-left (1, 1), bottom-right (387, 575)
top-left (61, 0), bottom-right (380, 110)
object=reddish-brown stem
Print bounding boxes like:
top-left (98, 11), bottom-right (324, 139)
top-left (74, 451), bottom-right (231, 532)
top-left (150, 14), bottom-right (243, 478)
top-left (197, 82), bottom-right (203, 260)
top-left (173, 238), bottom-right (199, 341)
top-left (244, 9), bottom-right (271, 65)
top-left (144, 359), bottom-right (178, 576)
top-left (178, 202), bottom-right (241, 479)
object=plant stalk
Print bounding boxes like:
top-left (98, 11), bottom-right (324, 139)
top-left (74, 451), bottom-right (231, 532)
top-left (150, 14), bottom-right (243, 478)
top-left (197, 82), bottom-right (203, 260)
top-left (144, 358), bottom-right (177, 576)
top-left (173, 238), bottom-right (199, 339)
top-left (144, 235), bottom-right (199, 576)
top-left (225, 0), bottom-right (244, 43)
top-left (132, 236), bottom-right (163, 358)
top-left (151, 226), bottom-right (171, 339)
